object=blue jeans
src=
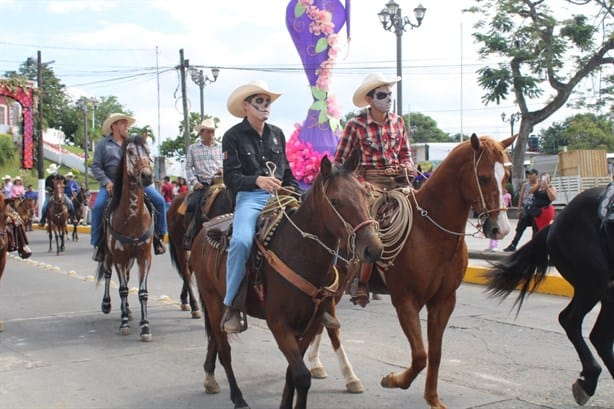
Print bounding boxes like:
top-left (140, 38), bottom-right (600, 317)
top-left (90, 184), bottom-right (168, 246)
top-left (224, 190), bottom-right (271, 306)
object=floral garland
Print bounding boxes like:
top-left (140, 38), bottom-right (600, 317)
top-left (286, 123), bottom-right (330, 185)
top-left (295, 0), bottom-right (343, 132)
top-left (0, 78), bottom-right (35, 169)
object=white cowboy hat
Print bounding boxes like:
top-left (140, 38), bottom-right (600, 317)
top-left (3, 174), bottom-right (10, 180)
top-left (65, 172), bottom-right (74, 178)
top-left (13, 176), bottom-right (21, 181)
top-left (226, 80), bottom-right (282, 118)
top-left (46, 164), bottom-right (59, 174)
top-left (193, 118), bottom-right (216, 133)
top-left (352, 72), bottom-right (401, 108)
top-left (102, 113), bottom-right (136, 135)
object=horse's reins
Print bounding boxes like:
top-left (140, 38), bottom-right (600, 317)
top-left (260, 161), bottom-right (374, 339)
top-left (409, 148), bottom-right (506, 237)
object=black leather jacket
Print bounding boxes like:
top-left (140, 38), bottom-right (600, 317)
top-left (222, 118), bottom-right (298, 195)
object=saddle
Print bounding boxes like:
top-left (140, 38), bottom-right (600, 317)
top-left (4, 207), bottom-right (31, 259)
top-left (203, 195), bottom-right (301, 328)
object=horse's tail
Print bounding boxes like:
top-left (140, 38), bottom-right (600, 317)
top-left (168, 234), bottom-right (186, 279)
top-left (486, 225), bottom-right (551, 313)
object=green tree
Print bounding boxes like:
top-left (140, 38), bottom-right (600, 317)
top-left (405, 112), bottom-right (454, 143)
top-left (468, 0), bottom-right (614, 191)
top-left (540, 113), bottom-right (614, 153)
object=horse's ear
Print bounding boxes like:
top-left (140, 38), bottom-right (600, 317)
top-left (500, 133), bottom-right (517, 149)
top-left (320, 154), bottom-right (332, 180)
top-left (470, 133), bottom-right (480, 151)
top-left (343, 149), bottom-right (360, 172)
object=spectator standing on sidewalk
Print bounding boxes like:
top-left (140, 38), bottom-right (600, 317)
top-left (504, 168), bottom-right (539, 251)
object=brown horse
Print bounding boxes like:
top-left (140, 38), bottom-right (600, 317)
top-left (10, 197), bottom-right (35, 232)
top-left (0, 194), bottom-right (8, 332)
top-left (191, 151), bottom-right (383, 409)
top-left (167, 184), bottom-right (234, 318)
top-left (307, 134), bottom-right (515, 408)
top-left (46, 180), bottom-right (68, 255)
top-left (96, 135), bottom-right (155, 341)
top-left (70, 187), bottom-right (88, 241)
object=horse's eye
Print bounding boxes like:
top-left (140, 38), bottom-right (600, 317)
top-left (478, 175), bottom-right (488, 185)
top-left (329, 198), bottom-right (341, 209)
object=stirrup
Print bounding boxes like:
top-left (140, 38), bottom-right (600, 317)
top-left (153, 235), bottom-right (166, 255)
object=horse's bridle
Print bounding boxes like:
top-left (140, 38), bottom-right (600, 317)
top-left (409, 148), bottom-right (507, 237)
top-left (269, 163), bottom-right (378, 265)
top-left (126, 142), bottom-right (152, 182)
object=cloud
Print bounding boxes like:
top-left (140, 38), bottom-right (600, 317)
top-left (46, 0), bottom-right (117, 14)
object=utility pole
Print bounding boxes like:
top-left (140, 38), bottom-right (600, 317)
top-left (36, 50), bottom-right (45, 219)
top-left (179, 49), bottom-right (190, 154)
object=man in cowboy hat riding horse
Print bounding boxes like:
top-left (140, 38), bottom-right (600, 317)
top-left (39, 163), bottom-right (76, 227)
top-left (90, 113), bottom-right (167, 261)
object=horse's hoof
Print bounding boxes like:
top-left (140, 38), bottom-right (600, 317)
top-left (101, 303), bottom-right (111, 314)
top-left (140, 333), bottom-right (152, 342)
top-left (204, 374), bottom-right (220, 394)
top-left (191, 310), bottom-right (202, 319)
top-left (180, 304), bottom-right (190, 311)
top-left (119, 326), bottom-right (130, 336)
top-left (310, 366), bottom-right (327, 379)
top-left (380, 373), bottom-right (396, 388)
top-left (572, 380), bottom-right (591, 406)
top-left (346, 379), bottom-right (364, 394)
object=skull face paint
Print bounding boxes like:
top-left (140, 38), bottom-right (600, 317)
top-left (370, 86), bottom-right (393, 113)
top-left (246, 94), bottom-right (272, 121)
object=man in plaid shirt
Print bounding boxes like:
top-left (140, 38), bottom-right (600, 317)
top-left (334, 72), bottom-right (415, 306)
top-left (183, 118), bottom-right (223, 250)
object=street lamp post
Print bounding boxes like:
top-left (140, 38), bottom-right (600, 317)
top-left (378, 0), bottom-right (426, 116)
top-left (189, 67), bottom-right (220, 121)
top-left (76, 97), bottom-right (90, 190)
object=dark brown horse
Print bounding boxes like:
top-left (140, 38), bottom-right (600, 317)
top-left (307, 134), bottom-right (515, 408)
top-left (191, 151), bottom-right (383, 409)
top-left (167, 184), bottom-right (233, 318)
top-left (96, 135), bottom-right (155, 341)
top-left (0, 194), bottom-right (8, 332)
top-left (46, 180), bottom-right (68, 255)
top-left (70, 187), bottom-right (88, 241)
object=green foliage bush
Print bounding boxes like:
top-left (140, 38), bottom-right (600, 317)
top-left (0, 134), bottom-right (16, 165)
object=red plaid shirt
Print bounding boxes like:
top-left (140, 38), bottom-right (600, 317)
top-left (334, 110), bottom-right (413, 171)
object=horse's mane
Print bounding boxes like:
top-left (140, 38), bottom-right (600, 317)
top-left (110, 135), bottom-right (148, 212)
top-left (301, 160), bottom-right (349, 204)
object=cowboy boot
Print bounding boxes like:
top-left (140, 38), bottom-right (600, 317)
top-left (350, 262), bottom-right (373, 308)
top-left (153, 234), bottom-right (166, 255)
top-left (221, 305), bottom-right (243, 334)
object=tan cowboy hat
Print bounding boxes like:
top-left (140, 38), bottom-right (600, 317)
top-left (226, 80), bottom-right (281, 118)
top-left (352, 72), bottom-right (401, 108)
top-left (65, 172), bottom-right (74, 178)
top-left (3, 174), bottom-right (10, 180)
top-left (102, 113), bottom-right (136, 135)
top-left (46, 164), bottom-right (59, 174)
top-left (193, 118), bottom-right (216, 133)
top-left (13, 176), bottom-right (21, 181)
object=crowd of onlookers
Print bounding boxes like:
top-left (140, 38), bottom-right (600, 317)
top-left (156, 176), bottom-right (189, 213)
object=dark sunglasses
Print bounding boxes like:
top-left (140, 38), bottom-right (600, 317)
top-left (374, 91), bottom-right (392, 100)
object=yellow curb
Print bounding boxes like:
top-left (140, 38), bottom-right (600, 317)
top-left (465, 265), bottom-right (574, 298)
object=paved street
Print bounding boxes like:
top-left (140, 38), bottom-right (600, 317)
top-left (0, 228), bottom-right (612, 409)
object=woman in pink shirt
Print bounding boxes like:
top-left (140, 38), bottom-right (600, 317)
top-left (10, 176), bottom-right (25, 198)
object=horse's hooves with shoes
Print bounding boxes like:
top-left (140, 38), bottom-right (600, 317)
top-left (572, 380), bottom-right (591, 406)
top-left (204, 374), bottom-right (221, 394)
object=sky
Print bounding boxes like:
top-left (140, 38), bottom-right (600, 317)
top-left (0, 0), bottom-right (598, 164)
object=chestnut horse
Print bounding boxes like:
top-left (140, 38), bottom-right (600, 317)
top-left (96, 135), bottom-right (155, 341)
top-left (191, 151), bottom-right (383, 409)
top-left (487, 187), bottom-right (614, 406)
top-left (306, 134), bottom-right (514, 408)
top-left (70, 187), bottom-right (88, 241)
top-left (46, 179), bottom-right (68, 255)
top-left (10, 197), bottom-right (35, 232)
top-left (167, 184), bottom-right (234, 318)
